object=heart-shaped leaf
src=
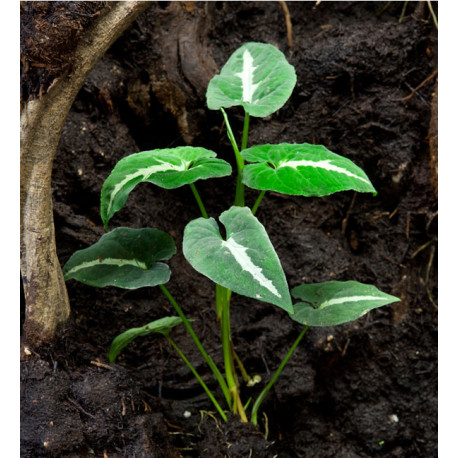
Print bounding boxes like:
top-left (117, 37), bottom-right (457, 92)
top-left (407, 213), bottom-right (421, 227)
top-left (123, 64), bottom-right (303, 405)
top-left (242, 143), bottom-right (376, 196)
top-left (183, 206), bottom-right (293, 312)
top-left (289, 281), bottom-right (400, 327)
top-left (206, 42), bottom-right (296, 117)
top-left (63, 227), bottom-right (176, 289)
top-left (101, 147), bottom-right (232, 228)
top-left (109, 316), bottom-right (184, 362)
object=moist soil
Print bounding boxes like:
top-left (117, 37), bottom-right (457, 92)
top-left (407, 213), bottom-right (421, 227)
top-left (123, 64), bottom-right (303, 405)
top-left (21, 2), bottom-right (438, 457)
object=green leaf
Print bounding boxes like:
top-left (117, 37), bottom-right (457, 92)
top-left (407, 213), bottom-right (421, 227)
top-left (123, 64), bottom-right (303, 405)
top-left (101, 146), bottom-right (232, 228)
top-left (289, 281), bottom-right (400, 327)
top-left (108, 316), bottom-right (184, 362)
top-left (206, 42), bottom-right (296, 117)
top-left (242, 143), bottom-right (376, 196)
top-left (183, 206), bottom-right (293, 313)
top-left (63, 227), bottom-right (176, 289)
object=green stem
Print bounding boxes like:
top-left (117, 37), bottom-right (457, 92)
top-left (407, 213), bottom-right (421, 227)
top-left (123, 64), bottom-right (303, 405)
top-left (235, 111), bottom-right (250, 207)
top-left (241, 110), bottom-right (250, 151)
top-left (398, 1), bottom-right (408, 23)
top-left (219, 283), bottom-right (248, 422)
top-left (232, 344), bottom-right (250, 384)
top-left (221, 108), bottom-right (245, 207)
top-left (159, 284), bottom-right (231, 408)
top-left (251, 326), bottom-right (309, 426)
top-left (252, 190), bottom-right (266, 216)
top-left (215, 283), bottom-right (227, 322)
top-left (220, 287), bottom-right (237, 404)
top-left (376, 1), bottom-right (392, 16)
top-left (166, 335), bottom-right (227, 422)
top-left (189, 183), bottom-right (208, 219)
top-left (220, 108), bottom-right (244, 173)
top-left (234, 175), bottom-right (245, 207)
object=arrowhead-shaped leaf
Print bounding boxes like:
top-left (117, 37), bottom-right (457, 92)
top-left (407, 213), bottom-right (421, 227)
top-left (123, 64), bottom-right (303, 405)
top-left (242, 143), bottom-right (376, 197)
top-left (108, 316), bottom-right (184, 362)
top-left (101, 147), bottom-right (232, 228)
top-left (183, 206), bottom-right (293, 313)
top-left (289, 281), bottom-right (400, 327)
top-left (63, 227), bottom-right (176, 289)
top-left (206, 42), bottom-right (296, 117)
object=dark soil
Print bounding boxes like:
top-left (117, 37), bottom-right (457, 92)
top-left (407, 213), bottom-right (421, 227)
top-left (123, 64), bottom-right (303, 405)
top-left (20, 1), bottom-right (107, 101)
top-left (21, 2), bottom-right (438, 457)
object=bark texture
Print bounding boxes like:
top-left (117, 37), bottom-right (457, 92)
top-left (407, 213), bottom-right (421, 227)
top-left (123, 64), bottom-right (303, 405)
top-left (20, 1), bottom-right (151, 345)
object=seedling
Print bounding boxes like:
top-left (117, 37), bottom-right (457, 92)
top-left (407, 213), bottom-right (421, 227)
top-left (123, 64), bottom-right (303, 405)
top-left (63, 42), bottom-right (400, 426)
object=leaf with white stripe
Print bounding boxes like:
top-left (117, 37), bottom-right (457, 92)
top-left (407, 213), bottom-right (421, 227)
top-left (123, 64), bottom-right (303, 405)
top-left (63, 227), bottom-right (176, 289)
top-left (109, 316), bottom-right (184, 362)
top-left (206, 42), bottom-right (296, 117)
top-left (183, 206), bottom-right (293, 312)
top-left (101, 147), bottom-right (232, 228)
top-left (289, 281), bottom-right (400, 327)
top-left (242, 143), bottom-right (376, 197)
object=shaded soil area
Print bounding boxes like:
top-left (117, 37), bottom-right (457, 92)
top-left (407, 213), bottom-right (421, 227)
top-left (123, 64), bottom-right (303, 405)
top-left (21, 2), bottom-right (438, 457)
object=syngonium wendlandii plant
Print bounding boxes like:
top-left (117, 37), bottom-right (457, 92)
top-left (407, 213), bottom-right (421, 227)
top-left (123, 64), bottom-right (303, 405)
top-left (63, 42), bottom-right (400, 425)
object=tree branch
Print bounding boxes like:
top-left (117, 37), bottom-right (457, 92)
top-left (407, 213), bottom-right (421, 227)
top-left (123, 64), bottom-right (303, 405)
top-left (20, 1), bottom-right (151, 345)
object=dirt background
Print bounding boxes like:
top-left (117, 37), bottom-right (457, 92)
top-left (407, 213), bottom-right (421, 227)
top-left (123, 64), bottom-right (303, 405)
top-left (21, 2), bottom-right (438, 457)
